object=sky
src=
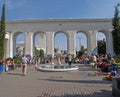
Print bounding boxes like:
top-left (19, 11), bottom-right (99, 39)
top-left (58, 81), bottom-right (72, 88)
top-left (0, 0), bottom-right (120, 51)
top-left (0, 0), bottom-right (120, 20)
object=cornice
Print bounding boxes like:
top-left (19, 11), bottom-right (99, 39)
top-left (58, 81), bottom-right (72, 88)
top-left (6, 18), bottom-right (112, 24)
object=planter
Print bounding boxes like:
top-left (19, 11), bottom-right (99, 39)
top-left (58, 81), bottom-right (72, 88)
top-left (118, 66), bottom-right (120, 74)
top-left (112, 77), bottom-right (120, 97)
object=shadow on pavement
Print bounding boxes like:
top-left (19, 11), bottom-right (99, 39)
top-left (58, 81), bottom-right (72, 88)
top-left (37, 90), bottom-right (113, 97)
top-left (6, 72), bottom-right (23, 76)
top-left (40, 78), bottom-right (112, 84)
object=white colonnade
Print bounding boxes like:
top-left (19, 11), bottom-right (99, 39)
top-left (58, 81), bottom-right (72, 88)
top-left (4, 19), bottom-right (114, 58)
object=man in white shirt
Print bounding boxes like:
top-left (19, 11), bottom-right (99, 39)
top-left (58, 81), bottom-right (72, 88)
top-left (22, 55), bottom-right (29, 76)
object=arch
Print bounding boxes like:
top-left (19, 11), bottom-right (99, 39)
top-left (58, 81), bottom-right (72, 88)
top-left (33, 31), bottom-right (46, 56)
top-left (54, 31), bottom-right (69, 37)
top-left (54, 31), bottom-right (68, 55)
top-left (97, 31), bottom-right (107, 55)
top-left (97, 31), bottom-right (106, 40)
top-left (13, 31), bottom-right (26, 57)
top-left (76, 31), bottom-right (87, 52)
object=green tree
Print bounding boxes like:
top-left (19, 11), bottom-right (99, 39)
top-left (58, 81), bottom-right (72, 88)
top-left (54, 48), bottom-right (58, 53)
top-left (76, 45), bottom-right (87, 58)
top-left (39, 49), bottom-right (45, 62)
top-left (34, 47), bottom-right (39, 55)
top-left (97, 39), bottom-right (106, 55)
top-left (112, 4), bottom-right (120, 56)
top-left (0, 4), bottom-right (6, 58)
top-left (81, 45), bottom-right (85, 51)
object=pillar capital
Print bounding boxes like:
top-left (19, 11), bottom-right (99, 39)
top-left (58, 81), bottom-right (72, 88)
top-left (67, 30), bottom-right (76, 35)
top-left (88, 30), bottom-right (98, 34)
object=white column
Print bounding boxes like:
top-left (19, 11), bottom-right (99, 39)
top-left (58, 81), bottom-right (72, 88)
top-left (46, 31), bottom-right (54, 58)
top-left (9, 33), bottom-right (13, 58)
top-left (87, 30), bottom-right (97, 55)
top-left (106, 30), bottom-right (114, 56)
top-left (68, 31), bottom-right (76, 57)
top-left (25, 32), bottom-right (33, 57)
top-left (39, 33), bottom-right (46, 53)
top-left (5, 39), bottom-right (9, 58)
top-left (4, 32), bottom-right (10, 58)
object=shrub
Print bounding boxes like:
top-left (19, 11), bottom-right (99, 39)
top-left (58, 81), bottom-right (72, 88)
top-left (114, 58), bottom-right (120, 63)
top-left (14, 56), bottom-right (22, 67)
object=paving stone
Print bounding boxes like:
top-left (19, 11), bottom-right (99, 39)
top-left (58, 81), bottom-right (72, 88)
top-left (0, 64), bottom-right (113, 97)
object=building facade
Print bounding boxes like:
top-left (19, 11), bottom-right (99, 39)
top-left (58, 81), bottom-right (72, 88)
top-left (5, 19), bottom-right (114, 58)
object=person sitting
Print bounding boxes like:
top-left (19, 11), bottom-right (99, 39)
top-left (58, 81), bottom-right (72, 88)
top-left (0, 59), bottom-right (4, 73)
top-left (6, 58), bottom-right (15, 70)
top-left (111, 58), bottom-right (118, 76)
top-left (102, 59), bottom-right (109, 73)
top-left (10, 59), bottom-right (15, 69)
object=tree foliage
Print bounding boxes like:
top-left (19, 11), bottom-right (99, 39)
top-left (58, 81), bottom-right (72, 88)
top-left (39, 49), bottom-right (45, 62)
top-left (0, 4), bottom-right (6, 58)
top-left (112, 4), bottom-right (120, 56)
top-left (76, 45), bottom-right (87, 58)
top-left (54, 48), bottom-right (58, 53)
top-left (34, 47), bottom-right (39, 55)
top-left (97, 39), bottom-right (106, 55)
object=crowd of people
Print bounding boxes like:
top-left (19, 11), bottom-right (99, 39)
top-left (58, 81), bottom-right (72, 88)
top-left (0, 58), bottom-right (15, 73)
top-left (0, 55), bottom-right (40, 76)
top-left (74, 53), bottom-right (119, 76)
top-left (0, 53), bottom-right (119, 77)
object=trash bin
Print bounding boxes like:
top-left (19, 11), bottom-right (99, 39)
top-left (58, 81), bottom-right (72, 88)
top-left (0, 64), bottom-right (3, 73)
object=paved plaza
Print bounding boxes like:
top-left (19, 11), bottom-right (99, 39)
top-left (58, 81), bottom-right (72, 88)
top-left (0, 64), bottom-right (113, 97)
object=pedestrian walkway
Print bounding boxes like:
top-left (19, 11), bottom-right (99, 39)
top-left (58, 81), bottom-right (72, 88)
top-left (0, 64), bottom-right (113, 97)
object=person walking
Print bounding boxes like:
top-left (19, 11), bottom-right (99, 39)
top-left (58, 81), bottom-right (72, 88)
top-left (34, 56), bottom-right (39, 70)
top-left (21, 55), bottom-right (29, 76)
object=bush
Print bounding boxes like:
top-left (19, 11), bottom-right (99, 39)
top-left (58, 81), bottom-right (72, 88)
top-left (114, 58), bottom-right (120, 63)
top-left (113, 57), bottom-right (120, 66)
top-left (5, 57), bottom-right (12, 61)
top-left (14, 57), bottom-right (22, 67)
